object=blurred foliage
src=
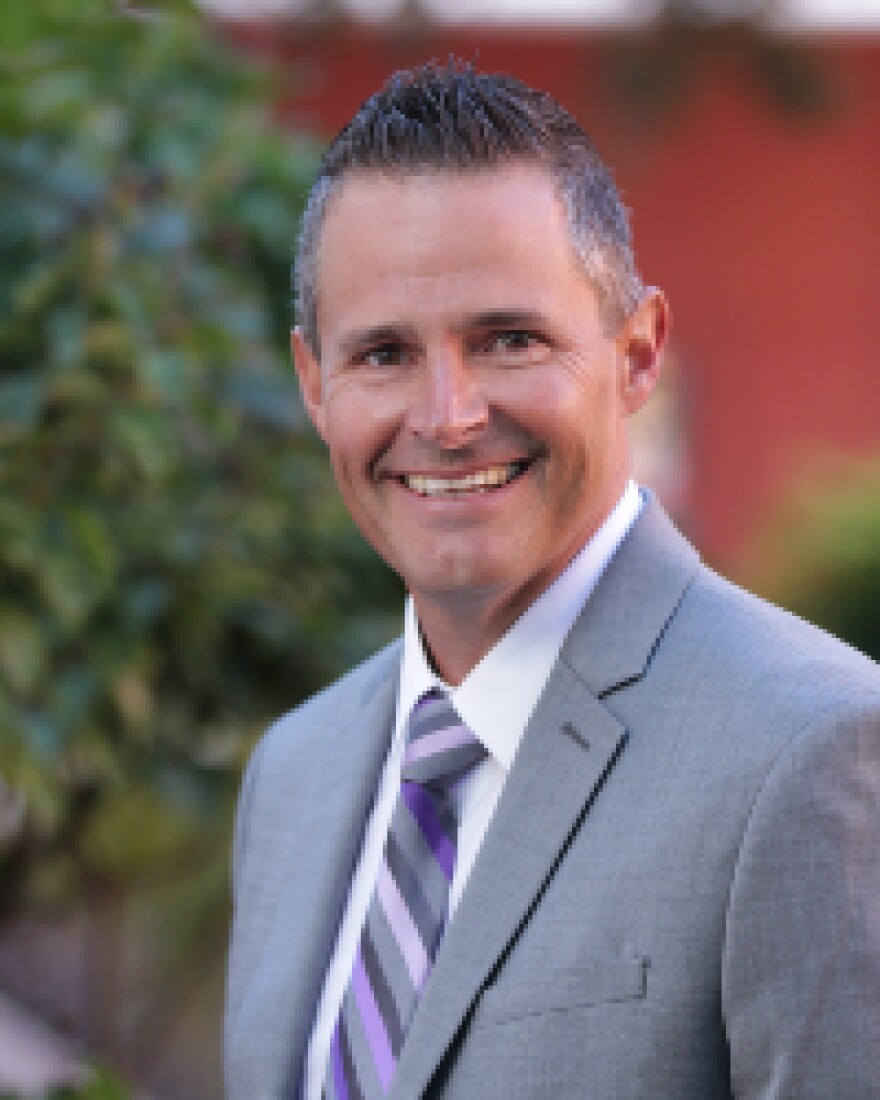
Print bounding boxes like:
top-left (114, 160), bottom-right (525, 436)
top-left (0, 0), bottom-right (402, 1080)
top-left (744, 460), bottom-right (880, 663)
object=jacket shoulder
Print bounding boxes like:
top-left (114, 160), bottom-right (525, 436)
top-left (230, 639), bottom-right (402, 887)
top-left (685, 563), bottom-right (880, 697)
top-left (254, 638), bottom-right (402, 766)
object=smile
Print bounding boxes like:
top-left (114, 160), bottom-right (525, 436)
top-left (401, 460), bottom-right (531, 497)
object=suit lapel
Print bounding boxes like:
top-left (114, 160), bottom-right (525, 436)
top-left (389, 666), bottom-right (628, 1099)
top-left (563, 495), bottom-right (700, 698)
top-left (389, 496), bottom-right (701, 1099)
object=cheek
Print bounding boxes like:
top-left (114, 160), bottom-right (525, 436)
top-left (323, 382), bottom-right (405, 461)
top-left (522, 372), bottom-right (620, 503)
top-left (532, 441), bottom-right (589, 521)
top-left (503, 352), bottom-right (612, 413)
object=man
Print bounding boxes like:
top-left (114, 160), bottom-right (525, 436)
top-left (225, 64), bottom-right (880, 1099)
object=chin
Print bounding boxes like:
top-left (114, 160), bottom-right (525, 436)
top-left (402, 558), bottom-right (518, 601)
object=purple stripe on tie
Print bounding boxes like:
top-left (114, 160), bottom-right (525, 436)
top-left (404, 723), bottom-right (474, 766)
top-left (351, 947), bottom-right (396, 1092)
top-left (331, 1022), bottom-right (349, 1100)
top-left (377, 859), bottom-right (430, 989)
top-left (413, 690), bottom-right (441, 713)
top-left (402, 782), bottom-right (455, 882)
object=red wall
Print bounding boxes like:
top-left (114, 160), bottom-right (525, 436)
top-left (228, 21), bottom-right (880, 566)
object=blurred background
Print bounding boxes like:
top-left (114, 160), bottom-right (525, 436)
top-left (1, 0), bottom-right (878, 1095)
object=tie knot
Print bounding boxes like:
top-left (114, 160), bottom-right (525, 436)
top-left (402, 689), bottom-right (487, 793)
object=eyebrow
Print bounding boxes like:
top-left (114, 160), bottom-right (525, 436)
top-left (455, 309), bottom-right (548, 333)
top-left (338, 325), bottom-right (416, 360)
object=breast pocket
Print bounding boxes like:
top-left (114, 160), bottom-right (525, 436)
top-left (475, 956), bottom-right (649, 1026)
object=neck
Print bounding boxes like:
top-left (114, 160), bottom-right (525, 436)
top-left (415, 603), bottom-right (504, 688)
top-left (413, 571), bottom-right (559, 686)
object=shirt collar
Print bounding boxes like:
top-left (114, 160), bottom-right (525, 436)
top-left (398, 479), bottom-right (643, 771)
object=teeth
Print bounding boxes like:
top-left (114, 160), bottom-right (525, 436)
top-left (404, 461), bottom-right (526, 497)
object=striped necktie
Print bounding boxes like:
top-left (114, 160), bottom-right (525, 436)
top-left (323, 688), bottom-right (488, 1099)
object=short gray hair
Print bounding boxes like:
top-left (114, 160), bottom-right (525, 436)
top-left (294, 61), bottom-right (645, 355)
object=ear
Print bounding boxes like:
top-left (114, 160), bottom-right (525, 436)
top-left (292, 327), bottom-right (328, 441)
top-left (618, 288), bottom-right (670, 417)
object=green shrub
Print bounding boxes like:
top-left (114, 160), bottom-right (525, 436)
top-left (0, 0), bottom-right (402, 952)
top-left (744, 461), bottom-right (880, 663)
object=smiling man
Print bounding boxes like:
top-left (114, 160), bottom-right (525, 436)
top-left (294, 164), bottom-right (662, 683)
top-left (225, 65), bottom-right (880, 1100)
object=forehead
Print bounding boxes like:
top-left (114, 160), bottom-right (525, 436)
top-left (316, 166), bottom-right (591, 337)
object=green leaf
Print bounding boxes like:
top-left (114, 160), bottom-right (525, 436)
top-left (110, 408), bottom-right (175, 479)
top-left (140, 348), bottom-right (190, 404)
top-left (24, 68), bottom-right (93, 121)
top-left (34, 551), bottom-right (100, 631)
top-left (66, 506), bottom-right (119, 579)
top-left (0, 371), bottom-right (43, 435)
top-left (0, 608), bottom-right (46, 695)
top-left (48, 305), bottom-right (87, 369)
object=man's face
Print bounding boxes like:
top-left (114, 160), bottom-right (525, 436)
top-left (295, 166), bottom-right (663, 635)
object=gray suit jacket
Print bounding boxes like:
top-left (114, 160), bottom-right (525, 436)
top-left (226, 498), bottom-right (880, 1099)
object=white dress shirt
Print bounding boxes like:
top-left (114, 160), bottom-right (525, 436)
top-left (303, 480), bottom-right (643, 1099)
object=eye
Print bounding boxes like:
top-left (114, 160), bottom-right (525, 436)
top-left (354, 342), bottom-right (408, 368)
top-left (481, 329), bottom-right (543, 356)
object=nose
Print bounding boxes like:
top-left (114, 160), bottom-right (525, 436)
top-left (408, 342), bottom-right (489, 447)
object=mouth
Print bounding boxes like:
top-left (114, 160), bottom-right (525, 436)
top-left (398, 458), bottom-right (533, 498)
